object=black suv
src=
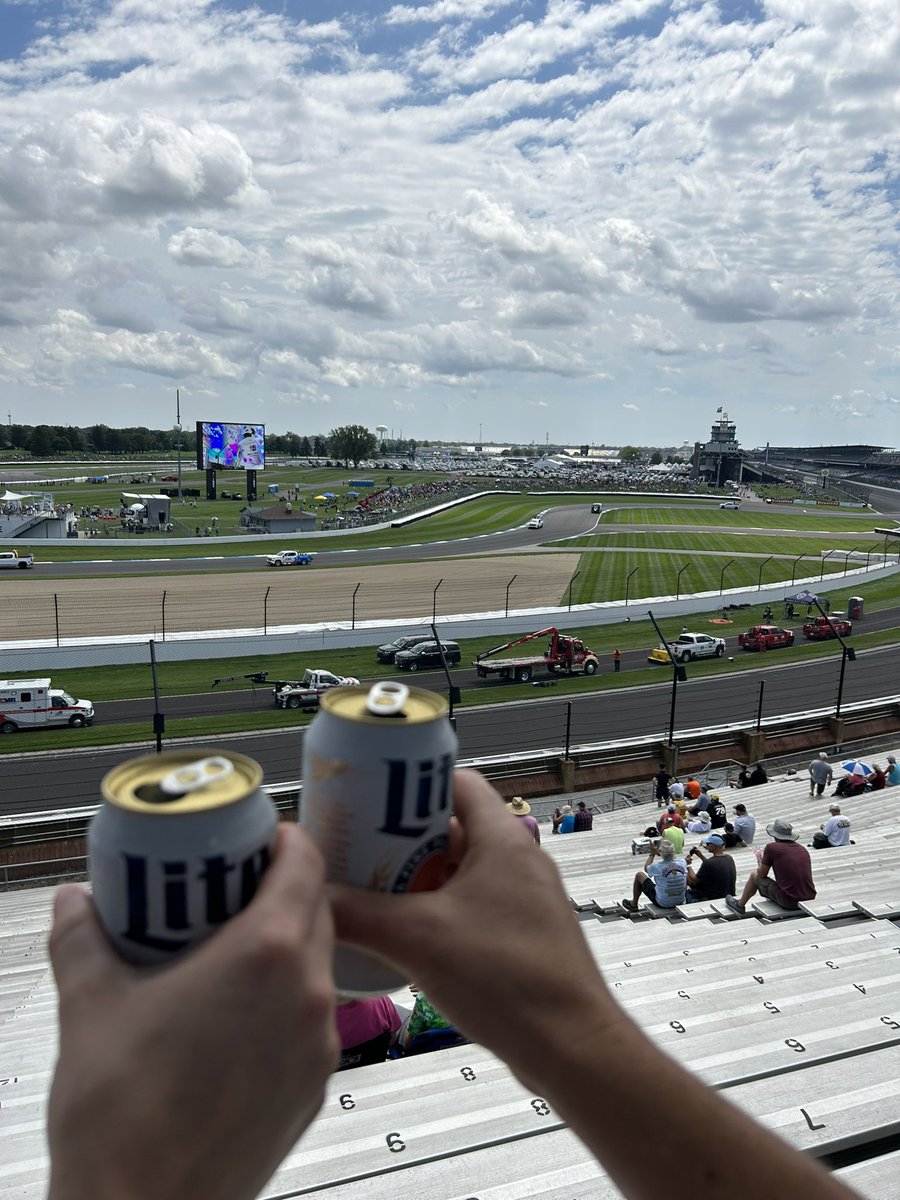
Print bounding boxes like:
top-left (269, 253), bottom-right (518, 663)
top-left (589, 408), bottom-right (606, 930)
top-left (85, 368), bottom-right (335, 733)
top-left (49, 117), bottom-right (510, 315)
top-left (376, 634), bottom-right (433, 663)
top-left (394, 640), bottom-right (461, 671)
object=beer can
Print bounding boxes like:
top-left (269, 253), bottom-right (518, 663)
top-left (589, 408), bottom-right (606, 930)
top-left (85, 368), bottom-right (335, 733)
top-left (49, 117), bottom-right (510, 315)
top-left (90, 749), bottom-right (277, 965)
top-left (301, 680), bottom-right (457, 996)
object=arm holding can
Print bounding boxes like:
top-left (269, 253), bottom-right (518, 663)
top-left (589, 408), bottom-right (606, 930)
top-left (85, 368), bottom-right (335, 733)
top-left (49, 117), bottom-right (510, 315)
top-left (47, 824), bottom-right (337, 1200)
top-left (330, 769), bottom-right (856, 1200)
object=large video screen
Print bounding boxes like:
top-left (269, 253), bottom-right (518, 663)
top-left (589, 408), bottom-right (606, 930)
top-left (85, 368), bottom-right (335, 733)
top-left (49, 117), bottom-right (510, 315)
top-left (196, 422), bottom-right (266, 470)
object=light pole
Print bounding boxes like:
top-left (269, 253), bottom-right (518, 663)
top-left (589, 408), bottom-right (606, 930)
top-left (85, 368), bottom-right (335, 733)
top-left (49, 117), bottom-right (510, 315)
top-left (648, 609), bottom-right (687, 752)
top-left (810, 596), bottom-right (855, 726)
top-left (790, 555), bottom-right (803, 587)
top-left (675, 563), bottom-right (689, 601)
top-left (843, 547), bottom-right (858, 576)
top-left (624, 566), bottom-right (638, 607)
top-left (757, 554), bottom-right (773, 595)
top-left (175, 388), bottom-right (183, 504)
top-left (719, 559), bottom-right (734, 595)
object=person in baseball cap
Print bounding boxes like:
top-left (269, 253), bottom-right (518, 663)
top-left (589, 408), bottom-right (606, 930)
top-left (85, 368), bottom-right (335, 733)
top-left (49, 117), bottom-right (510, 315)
top-left (811, 804), bottom-right (852, 850)
top-left (727, 816), bottom-right (816, 915)
top-left (731, 801), bottom-right (756, 847)
top-left (685, 833), bottom-right (735, 902)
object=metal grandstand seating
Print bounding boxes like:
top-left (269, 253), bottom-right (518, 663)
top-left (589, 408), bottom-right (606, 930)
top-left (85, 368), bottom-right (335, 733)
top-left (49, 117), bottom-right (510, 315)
top-left (3, 759), bottom-right (900, 1197)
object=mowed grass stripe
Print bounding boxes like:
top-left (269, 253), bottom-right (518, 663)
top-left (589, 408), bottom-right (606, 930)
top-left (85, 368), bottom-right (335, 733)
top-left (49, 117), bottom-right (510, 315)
top-left (565, 550), bottom-right (848, 606)
top-left (557, 531), bottom-right (885, 555)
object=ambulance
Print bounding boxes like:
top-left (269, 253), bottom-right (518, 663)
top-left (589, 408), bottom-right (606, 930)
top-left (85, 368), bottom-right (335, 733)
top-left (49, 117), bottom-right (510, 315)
top-left (0, 679), bottom-right (94, 733)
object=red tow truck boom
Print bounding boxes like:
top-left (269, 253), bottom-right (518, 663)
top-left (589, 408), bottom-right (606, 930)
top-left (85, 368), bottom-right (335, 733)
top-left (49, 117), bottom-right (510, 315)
top-left (474, 627), bottom-right (600, 683)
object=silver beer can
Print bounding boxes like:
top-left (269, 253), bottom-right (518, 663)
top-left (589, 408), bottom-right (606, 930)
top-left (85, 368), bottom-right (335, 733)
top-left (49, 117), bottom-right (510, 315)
top-left (301, 680), bottom-right (456, 996)
top-left (90, 749), bottom-right (277, 965)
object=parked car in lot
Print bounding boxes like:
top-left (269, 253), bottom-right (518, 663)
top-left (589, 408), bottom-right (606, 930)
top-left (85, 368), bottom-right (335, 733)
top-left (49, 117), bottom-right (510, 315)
top-left (394, 640), bottom-right (462, 671)
top-left (528, 517), bottom-right (544, 529)
top-left (376, 634), bottom-right (434, 663)
top-left (649, 632), bottom-right (726, 664)
top-left (266, 549), bottom-right (315, 567)
top-left (738, 625), bottom-right (795, 651)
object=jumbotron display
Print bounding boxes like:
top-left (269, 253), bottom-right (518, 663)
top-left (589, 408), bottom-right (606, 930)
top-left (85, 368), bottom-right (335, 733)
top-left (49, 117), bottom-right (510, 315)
top-left (196, 422), bottom-right (266, 470)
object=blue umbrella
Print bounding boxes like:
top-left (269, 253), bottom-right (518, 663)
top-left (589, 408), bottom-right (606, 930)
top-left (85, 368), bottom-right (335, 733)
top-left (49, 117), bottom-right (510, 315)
top-left (840, 759), bottom-right (872, 776)
top-left (323, 491), bottom-right (337, 498)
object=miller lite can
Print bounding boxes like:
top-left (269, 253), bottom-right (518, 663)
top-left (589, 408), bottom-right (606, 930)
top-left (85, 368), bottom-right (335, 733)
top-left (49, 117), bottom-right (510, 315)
top-left (301, 680), bottom-right (456, 996)
top-left (89, 749), bottom-right (277, 965)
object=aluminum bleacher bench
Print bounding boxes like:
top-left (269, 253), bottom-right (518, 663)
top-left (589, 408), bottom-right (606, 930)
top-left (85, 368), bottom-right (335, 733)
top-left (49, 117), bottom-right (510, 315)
top-left (835, 1146), bottom-right (900, 1199)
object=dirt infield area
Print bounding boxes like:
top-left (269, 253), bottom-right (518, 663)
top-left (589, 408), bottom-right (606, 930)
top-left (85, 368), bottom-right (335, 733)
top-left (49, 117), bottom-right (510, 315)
top-left (0, 554), bottom-right (582, 642)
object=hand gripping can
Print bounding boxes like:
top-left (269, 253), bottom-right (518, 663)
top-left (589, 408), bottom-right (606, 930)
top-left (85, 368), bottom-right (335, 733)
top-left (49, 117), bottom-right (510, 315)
top-left (89, 749), bottom-right (278, 965)
top-left (301, 681), bottom-right (457, 996)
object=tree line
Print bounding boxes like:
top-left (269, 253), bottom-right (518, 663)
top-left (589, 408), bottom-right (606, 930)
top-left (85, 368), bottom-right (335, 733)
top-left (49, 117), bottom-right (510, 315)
top-left (0, 423), bottom-right (419, 465)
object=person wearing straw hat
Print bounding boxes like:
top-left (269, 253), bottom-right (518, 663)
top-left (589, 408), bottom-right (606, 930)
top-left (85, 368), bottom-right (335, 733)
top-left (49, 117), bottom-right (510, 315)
top-left (726, 818), bottom-right (816, 915)
top-left (505, 796), bottom-right (541, 845)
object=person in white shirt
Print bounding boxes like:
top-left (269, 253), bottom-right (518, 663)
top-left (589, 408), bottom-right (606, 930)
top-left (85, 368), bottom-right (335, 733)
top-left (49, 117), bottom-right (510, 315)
top-left (685, 810), bottom-right (711, 834)
top-left (811, 804), bottom-right (851, 849)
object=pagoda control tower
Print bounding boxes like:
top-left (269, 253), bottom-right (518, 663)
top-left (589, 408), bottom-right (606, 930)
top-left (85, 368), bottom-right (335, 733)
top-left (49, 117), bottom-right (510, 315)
top-left (692, 408), bottom-right (744, 486)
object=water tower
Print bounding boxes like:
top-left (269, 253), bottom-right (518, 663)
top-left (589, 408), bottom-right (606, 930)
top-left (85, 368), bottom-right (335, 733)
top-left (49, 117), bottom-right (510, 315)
top-left (376, 424), bottom-right (388, 450)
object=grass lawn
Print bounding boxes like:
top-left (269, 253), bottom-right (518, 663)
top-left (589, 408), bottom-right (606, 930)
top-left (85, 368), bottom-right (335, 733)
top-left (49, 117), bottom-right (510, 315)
top-left (558, 531), bottom-right (885, 555)
top-left (4, 619), bottom-right (897, 754)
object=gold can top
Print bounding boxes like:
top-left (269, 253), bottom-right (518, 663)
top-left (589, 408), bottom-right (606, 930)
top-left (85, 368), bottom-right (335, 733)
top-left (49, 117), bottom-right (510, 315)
top-left (321, 682), bottom-right (448, 725)
top-left (102, 749), bottom-right (263, 814)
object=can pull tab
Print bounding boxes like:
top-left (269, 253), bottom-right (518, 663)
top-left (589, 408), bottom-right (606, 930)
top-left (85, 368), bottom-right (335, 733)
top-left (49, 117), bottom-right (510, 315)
top-left (159, 755), bottom-right (234, 797)
top-left (365, 681), bottom-right (409, 717)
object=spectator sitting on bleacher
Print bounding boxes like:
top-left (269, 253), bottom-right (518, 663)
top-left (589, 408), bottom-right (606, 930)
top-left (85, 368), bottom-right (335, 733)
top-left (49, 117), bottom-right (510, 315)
top-left (684, 776), bottom-right (702, 801)
top-left (684, 809), bottom-right (711, 835)
top-left (748, 762), bottom-right (768, 786)
top-left (726, 818), bottom-right (816, 915)
top-left (686, 786), bottom-right (711, 817)
top-left (811, 804), bottom-right (852, 849)
top-left (506, 796), bottom-right (541, 845)
top-left (887, 755), bottom-right (900, 786)
top-left (573, 801), bottom-right (593, 832)
top-left (622, 837), bottom-right (687, 912)
top-left (661, 819), bottom-right (685, 856)
top-left (732, 766), bottom-right (752, 789)
top-left (730, 802), bottom-right (756, 846)
top-left (46, 770), bottom-right (857, 1200)
top-left (708, 792), bottom-right (728, 829)
top-left (667, 777), bottom-right (685, 804)
top-left (397, 985), bottom-right (466, 1054)
top-left (685, 835), bottom-right (737, 902)
top-left (558, 805), bottom-right (576, 833)
top-left (867, 763), bottom-right (887, 791)
top-left (832, 769), bottom-right (867, 799)
top-left (336, 994), bottom-right (403, 1069)
top-left (657, 804), bottom-right (684, 837)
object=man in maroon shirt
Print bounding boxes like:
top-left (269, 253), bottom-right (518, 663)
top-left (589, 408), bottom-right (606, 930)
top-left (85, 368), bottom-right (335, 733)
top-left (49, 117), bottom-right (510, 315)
top-left (726, 817), bottom-right (816, 914)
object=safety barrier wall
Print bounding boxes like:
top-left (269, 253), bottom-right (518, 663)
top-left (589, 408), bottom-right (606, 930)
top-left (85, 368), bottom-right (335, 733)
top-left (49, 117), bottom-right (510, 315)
top-left (0, 562), bottom-right (895, 672)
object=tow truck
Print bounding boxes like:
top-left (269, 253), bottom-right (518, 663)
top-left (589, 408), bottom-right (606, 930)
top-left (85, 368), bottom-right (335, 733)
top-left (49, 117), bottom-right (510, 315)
top-left (737, 625), bottom-right (795, 652)
top-left (272, 668), bottom-right (359, 709)
top-left (473, 627), bottom-right (600, 683)
top-left (802, 615), bottom-right (852, 641)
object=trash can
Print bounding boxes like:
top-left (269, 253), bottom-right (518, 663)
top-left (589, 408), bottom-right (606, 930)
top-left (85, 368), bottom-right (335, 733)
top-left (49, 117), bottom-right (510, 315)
top-left (848, 596), bottom-right (864, 620)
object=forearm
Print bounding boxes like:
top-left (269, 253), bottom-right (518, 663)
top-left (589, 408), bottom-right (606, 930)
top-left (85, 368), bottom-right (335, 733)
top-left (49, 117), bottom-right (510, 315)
top-left (514, 992), bottom-right (856, 1200)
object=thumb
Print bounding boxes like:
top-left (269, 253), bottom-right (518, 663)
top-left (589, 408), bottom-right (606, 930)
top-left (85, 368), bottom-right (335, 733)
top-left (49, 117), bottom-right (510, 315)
top-left (49, 884), bottom-right (122, 998)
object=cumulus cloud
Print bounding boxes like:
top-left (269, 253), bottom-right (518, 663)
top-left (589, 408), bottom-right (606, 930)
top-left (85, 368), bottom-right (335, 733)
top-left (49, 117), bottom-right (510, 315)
top-left (0, 0), bottom-right (897, 443)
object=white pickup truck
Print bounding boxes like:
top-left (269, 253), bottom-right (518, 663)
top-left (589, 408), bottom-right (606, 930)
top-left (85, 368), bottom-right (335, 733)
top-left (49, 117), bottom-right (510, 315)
top-left (0, 678), bottom-right (94, 732)
top-left (648, 632), bottom-right (726, 664)
top-left (0, 551), bottom-right (35, 570)
top-left (266, 549), bottom-right (315, 567)
top-left (273, 668), bottom-right (359, 710)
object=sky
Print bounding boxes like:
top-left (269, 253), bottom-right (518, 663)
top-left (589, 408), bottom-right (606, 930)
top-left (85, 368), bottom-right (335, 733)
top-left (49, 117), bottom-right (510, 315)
top-left (0, 0), bottom-right (898, 450)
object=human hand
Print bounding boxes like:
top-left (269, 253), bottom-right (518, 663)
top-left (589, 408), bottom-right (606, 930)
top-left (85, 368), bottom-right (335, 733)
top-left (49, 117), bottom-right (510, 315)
top-left (47, 824), bottom-right (338, 1200)
top-left (329, 769), bottom-right (621, 1084)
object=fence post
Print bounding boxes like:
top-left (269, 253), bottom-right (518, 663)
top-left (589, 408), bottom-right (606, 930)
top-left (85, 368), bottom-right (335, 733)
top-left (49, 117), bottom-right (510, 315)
top-left (567, 571), bottom-right (580, 611)
top-left (505, 574), bottom-right (517, 618)
top-left (161, 591), bottom-right (167, 642)
top-left (564, 700), bottom-right (572, 758)
top-left (352, 583), bottom-right (361, 630)
top-left (54, 594), bottom-right (60, 648)
top-left (264, 586), bottom-right (270, 636)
